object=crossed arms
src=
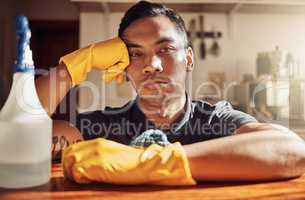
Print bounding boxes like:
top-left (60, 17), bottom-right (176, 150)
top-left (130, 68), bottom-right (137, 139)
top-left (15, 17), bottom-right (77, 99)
top-left (37, 64), bottom-right (305, 182)
top-left (53, 119), bottom-right (305, 181)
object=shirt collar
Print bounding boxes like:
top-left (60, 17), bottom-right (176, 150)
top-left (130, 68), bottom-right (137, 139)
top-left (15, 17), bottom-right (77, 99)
top-left (170, 92), bottom-right (193, 133)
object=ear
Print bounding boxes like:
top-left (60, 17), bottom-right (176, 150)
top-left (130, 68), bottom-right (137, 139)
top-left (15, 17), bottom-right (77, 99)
top-left (185, 47), bottom-right (194, 72)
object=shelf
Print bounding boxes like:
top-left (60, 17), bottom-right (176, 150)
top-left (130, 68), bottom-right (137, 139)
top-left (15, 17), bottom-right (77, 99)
top-left (72, 0), bottom-right (305, 14)
top-left (72, 0), bottom-right (305, 5)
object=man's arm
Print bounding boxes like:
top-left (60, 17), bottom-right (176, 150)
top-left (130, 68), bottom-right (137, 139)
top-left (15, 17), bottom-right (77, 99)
top-left (35, 64), bottom-right (73, 116)
top-left (35, 37), bottom-right (129, 117)
top-left (52, 120), bottom-right (84, 161)
top-left (183, 122), bottom-right (305, 181)
top-left (36, 64), bottom-right (79, 160)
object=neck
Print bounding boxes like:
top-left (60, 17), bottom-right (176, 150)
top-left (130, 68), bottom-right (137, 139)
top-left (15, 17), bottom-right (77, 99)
top-left (138, 94), bottom-right (186, 129)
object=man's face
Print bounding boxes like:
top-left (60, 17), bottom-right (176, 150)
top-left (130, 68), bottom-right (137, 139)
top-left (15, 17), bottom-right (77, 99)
top-left (122, 16), bottom-right (193, 107)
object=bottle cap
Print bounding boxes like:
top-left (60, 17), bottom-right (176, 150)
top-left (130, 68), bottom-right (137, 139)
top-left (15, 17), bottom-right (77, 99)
top-left (15, 15), bottom-right (34, 73)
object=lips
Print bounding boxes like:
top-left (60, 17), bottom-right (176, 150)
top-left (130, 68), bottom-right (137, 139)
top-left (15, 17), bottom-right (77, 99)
top-left (142, 79), bottom-right (169, 89)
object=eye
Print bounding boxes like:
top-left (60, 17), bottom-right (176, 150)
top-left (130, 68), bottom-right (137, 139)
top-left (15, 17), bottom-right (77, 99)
top-left (158, 47), bottom-right (176, 54)
top-left (129, 51), bottom-right (143, 59)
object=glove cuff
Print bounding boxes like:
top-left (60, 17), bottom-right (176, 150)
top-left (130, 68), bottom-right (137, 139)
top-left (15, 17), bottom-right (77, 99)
top-left (59, 45), bottom-right (93, 86)
top-left (172, 142), bottom-right (196, 185)
top-left (147, 142), bottom-right (197, 186)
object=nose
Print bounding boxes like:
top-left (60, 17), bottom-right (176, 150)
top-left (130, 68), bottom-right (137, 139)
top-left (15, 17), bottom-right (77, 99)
top-left (142, 56), bottom-right (163, 75)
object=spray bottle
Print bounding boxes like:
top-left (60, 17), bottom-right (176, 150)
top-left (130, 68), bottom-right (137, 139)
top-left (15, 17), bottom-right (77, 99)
top-left (0, 15), bottom-right (52, 188)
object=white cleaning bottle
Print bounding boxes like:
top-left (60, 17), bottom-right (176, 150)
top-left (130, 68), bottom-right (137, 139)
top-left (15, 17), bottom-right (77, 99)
top-left (0, 15), bottom-right (52, 188)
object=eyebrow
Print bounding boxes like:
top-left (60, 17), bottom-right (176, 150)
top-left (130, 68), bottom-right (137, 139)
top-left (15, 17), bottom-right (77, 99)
top-left (124, 37), bottom-right (175, 48)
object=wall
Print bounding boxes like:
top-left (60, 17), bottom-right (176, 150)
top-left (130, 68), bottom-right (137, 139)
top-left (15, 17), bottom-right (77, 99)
top-left (19, 0), bottom-right (79, 20)
top-left (78, 10), bottom-right (305, 111)
top-left (0, 0), bottom-right (18, 107)
top-left (0, 0), bottom-right (79, 108)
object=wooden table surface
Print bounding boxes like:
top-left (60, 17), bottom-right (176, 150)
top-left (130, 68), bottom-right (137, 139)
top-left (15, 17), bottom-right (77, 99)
top-left (1, 164), bottom-right (305, 200)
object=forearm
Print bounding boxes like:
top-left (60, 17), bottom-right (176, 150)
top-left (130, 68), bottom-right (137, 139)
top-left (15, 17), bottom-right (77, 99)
top-left (184, 129), bottom-right (305, 181)
top-left (52, 120), bottom-right (83, 161)
top-left (35, 64), bottom-right (73, 116)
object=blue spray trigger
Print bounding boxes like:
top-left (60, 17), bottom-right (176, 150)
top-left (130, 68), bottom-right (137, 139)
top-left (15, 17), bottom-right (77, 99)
top-left (15, 15), bottom-right (34, 73)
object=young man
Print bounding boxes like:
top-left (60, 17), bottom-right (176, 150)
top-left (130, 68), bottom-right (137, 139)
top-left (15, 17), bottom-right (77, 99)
top-left (36, 1), bottom-right (305, 184)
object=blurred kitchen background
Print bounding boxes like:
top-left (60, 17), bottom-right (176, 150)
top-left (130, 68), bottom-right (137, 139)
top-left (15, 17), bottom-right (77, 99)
top-left (1, 0), bottom-right (305, 138)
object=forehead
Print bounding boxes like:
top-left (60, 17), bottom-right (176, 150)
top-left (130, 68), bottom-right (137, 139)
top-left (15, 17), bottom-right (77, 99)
top-left (122, 16), bottom-right (182, 44)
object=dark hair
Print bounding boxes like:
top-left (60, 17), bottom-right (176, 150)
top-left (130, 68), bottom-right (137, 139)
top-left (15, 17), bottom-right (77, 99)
top-left (118, 1), bottom-right (189, 48)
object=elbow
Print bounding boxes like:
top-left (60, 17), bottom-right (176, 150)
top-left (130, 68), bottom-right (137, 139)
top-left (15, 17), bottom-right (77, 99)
top-left (279, 162), bottom-right (305, 180)
top-left (277, 140), bottom-right (305, 179)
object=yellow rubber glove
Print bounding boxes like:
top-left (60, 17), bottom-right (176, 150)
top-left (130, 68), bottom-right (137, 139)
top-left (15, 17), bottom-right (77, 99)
top-left (59, 37), bottom-right (129, 86)
top-left (62, 138), bottom-right (196, 186)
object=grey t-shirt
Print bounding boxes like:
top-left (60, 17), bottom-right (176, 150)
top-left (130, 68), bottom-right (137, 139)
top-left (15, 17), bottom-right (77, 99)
top-left (73, 95), bottom-right (257, 145)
